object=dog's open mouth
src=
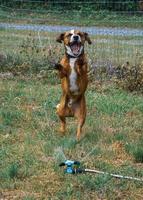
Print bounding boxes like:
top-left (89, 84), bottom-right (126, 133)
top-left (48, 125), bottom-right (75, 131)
top-left (70, 41), bottom-right (81, 56)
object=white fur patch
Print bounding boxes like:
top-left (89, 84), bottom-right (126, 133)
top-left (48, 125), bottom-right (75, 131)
top-left (70, 29), bottom-right (75, 34)
top-left (68, 99), bottom-right (73, 107)
top-left (69, 58), bottom-right (78, 92)
top-left (70, 30), bottom-right (75, 43)
top-left (70, 29), bottom-right (81, 43)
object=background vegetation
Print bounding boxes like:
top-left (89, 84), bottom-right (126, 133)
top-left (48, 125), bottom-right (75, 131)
top-left (1, 0), bottom-right (142, 11)
top-left (0, 1), bottom-right (143, 199)
top-left (1, 0), bottom-right (143, 28)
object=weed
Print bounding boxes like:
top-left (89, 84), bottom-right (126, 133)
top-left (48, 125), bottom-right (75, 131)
top-left (1, 110), bottom-right (23, 127)
top-left (22, 197), bottom-right (35, 200)
top-left (125, 141), bottom-right (143, 163)
top-left (0, 32), bottom-right (62, 81)
top-left (113, 132), bottom-right (127, 141)
top-left (78, 174), bottom-right (111, 196)
top-left (8, 162), bottom-right (19, 179)
top-left (132, 146), bottom-right (143, 163)
top-left (115, 61), bottom-right (143, 93)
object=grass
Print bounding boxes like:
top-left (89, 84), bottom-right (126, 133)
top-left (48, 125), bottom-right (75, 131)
top-left (0, 24), bottom-right (143, 199)
top-left (0, 77), bottom-right (143, 199)
top-left (0, 28), bottom-right (143, 75)
top-left (1, 8), bottom-right (143, 28)
top-left (126, 142), bottom-right (143, 163)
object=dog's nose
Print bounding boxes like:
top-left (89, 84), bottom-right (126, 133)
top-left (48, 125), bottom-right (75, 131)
top-left (73, 35), bottom-right (79, 41)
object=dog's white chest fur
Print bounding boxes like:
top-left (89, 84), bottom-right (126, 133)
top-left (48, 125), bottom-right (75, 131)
top-left (69, 58), bottom-right (78, 92)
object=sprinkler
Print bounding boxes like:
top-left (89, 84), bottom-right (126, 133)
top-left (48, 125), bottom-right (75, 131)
top-left (59, 160), bottom-right (81, 174)
top-left (59, 160), bottom-right (143, 182)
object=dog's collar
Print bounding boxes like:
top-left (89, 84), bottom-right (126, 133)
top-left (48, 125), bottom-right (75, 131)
top-left (66, 53), bottom-right (79, 59)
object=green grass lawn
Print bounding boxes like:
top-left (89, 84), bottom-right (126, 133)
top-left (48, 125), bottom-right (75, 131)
top-left (0, 77), bottom-right (143, 199)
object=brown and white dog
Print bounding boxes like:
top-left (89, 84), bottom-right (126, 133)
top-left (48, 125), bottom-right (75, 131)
top-left (55, 29), bottom-right (92, 140)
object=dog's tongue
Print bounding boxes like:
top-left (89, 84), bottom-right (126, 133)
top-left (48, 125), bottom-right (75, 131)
top-left (71, 43), bottom-right (80, 55)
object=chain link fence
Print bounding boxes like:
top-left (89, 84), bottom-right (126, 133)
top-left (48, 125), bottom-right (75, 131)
top-left (0, 1), bottom-right (143, 82)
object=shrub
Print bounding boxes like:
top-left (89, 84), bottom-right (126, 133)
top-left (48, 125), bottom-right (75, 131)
top-left (115, 61), bottom-right (143, 93)
top-left (0, 35), bottom-right (62, 75)
top-left (2, 0), bottom-right (139, 12)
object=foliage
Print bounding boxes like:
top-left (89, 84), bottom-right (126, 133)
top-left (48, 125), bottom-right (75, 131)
top-left (125, 139), bottom-right (143, 163)
top-left (1, 0), bottom-right (140, 11)
top-left (1, 30), bottom-right (143, 93)
top-left (8, 162), bottom-right (19, 179)
top-left (0, 34), bottom-right (62, 79)
top-left (115, 61), bottom-right (143, 93)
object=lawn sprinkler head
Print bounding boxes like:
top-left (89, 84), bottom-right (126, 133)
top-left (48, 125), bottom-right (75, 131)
top-left (59, 160), bottom-right (83, 174)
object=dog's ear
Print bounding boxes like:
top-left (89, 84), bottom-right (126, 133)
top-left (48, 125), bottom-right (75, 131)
top-left (84, 32), bottom-right (92, 44)
top-left (56, 32), bottom-right (65, 43)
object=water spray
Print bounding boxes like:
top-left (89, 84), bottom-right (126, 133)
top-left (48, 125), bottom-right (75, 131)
top-left (59, 160), bottom-right (143, 182)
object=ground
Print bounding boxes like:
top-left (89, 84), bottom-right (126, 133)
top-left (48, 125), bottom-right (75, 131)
top-left (0, 77), bottom-right (143, 200)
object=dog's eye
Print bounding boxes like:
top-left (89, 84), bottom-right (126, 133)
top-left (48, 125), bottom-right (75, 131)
top-left (78, 33), bottom-right (83, 37)
top-left (68, 33), bottom-right (72, 37)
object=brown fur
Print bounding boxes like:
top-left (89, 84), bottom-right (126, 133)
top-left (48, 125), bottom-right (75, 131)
top-left (56, 30), bottom-right (91, 140)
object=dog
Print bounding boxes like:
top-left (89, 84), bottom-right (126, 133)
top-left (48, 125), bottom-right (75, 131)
top-left (55, 30), bottom-right (92, 140)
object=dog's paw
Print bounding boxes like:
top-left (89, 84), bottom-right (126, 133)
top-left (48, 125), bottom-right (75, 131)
top-left (54, 63), bottom-right (63, 70)
top-left (56, 104), bottom-right (60, 109)
top-left (59, 128), bottom-right (66, 136)
top-left (76, 136), bottom-right (80, 142)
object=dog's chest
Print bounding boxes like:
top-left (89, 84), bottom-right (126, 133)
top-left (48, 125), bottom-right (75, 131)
top-left (69, 58), bottom-right (78, 92)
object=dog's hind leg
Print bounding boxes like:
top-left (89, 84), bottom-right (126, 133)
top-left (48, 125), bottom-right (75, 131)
top-left (56, 107), bottom-right (66, 134)
top-left (56, 95), bottom-right (67, 135)
top-left (74, 96), bottom-right (86, 141)
top-left (59, 115), bottom-right (66, 134)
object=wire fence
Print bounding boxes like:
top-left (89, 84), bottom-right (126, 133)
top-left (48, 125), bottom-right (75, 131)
top-left (0, 1), bottom-right (143, 78)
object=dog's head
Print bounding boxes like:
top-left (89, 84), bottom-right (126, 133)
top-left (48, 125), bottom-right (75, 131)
top-left (56, 30), bottom-right (92, 57)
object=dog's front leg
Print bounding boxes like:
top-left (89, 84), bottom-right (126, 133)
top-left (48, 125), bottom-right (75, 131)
top-left (54, 63), bottom-right (67, 79)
